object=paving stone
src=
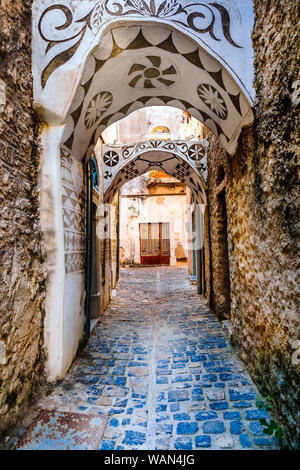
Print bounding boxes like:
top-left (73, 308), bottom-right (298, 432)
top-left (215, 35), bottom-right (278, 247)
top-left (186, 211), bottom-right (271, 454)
top-left (168, 390), bottom-right (189, 402)
top-left (156, 424), bottom-right (173, 435)
top-left (240, 434), bottom-right (253, 448)
top-left (172, 374), bottom-right (193, 383)
top-left (191, 388), bottom-right (204, 400)
top-left (15, 268), bottom-right (276, 451)
top-left (232, 401), bottom-right (254, 408)
top-left (229, 388), bottom-right (256, 401)
top-left (245, 409), bottom-right (270, 420)
top-left (172, 363), bottom-right (187, 369)
top-left (177, 422), bottom-right (199, 434)
top-left (157, 369), bottom-right (172, 376)
top-left (230, 421), bottom-right (245, 434)
top-left (157, 377), bottom-right (169, 384)
top-left (157, 364), bottom-right (169, 370)
top-left (112, 367), bottom-right (126, 376)
top-left (155, 404), bottom-right (167, 413)
top-left (122, 430), bottom-right (146, 446)
top-left (191, 355), bottom-right (207, 362)
top-left (195, 411), bottom-right (218, 421)
top-left (108, 418), bottom-right (119, 428)
top-left (155, 438), bottom-right (170, 450)
top-left (202, 374), bottom-right (217, 382)
top-left (170, 403), bottom-right (180, 412)
top-left (249, 421), bottom-right (265, 436)
top-left (206, 389), bottom-right (225, 401)
top-left (202, 420), bottom-right (225, 434)
top-left (173, 358), bottom-right (188, 364)
top-left (253, 438), bottom-right (272, 447)
top-left (128, 367), bottom-right (148, 377)
top-left (173, 413), bottom-right (191, 421)
top-left (214, 382), bottom-right (225, 388)
top-left (195, 435), bottom-right (211, 448)
top-left (210, 401), bottom-right (229, 410)
top-left (108, 408), bottom-right (125, 415)
top-left (99, 440), bottom-right (115, 450)
top-left (223, 411), bottom-right (241, 420)
top-left (216, 435), bottom-right (234, 448)
top-left (174, 437), bottom-right (193, 450)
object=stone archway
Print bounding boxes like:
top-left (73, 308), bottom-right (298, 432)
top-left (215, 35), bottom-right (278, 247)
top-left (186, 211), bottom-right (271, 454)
top-left (32, 1), bottom-right (255, 380)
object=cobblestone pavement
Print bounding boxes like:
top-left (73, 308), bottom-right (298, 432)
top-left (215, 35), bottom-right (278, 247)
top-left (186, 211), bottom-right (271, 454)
top-left (15, 268), bottom-right (278, 450)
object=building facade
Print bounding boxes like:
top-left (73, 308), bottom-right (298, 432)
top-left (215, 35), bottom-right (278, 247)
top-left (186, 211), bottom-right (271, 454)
top-left (120, 172), bottom-right (188, 267)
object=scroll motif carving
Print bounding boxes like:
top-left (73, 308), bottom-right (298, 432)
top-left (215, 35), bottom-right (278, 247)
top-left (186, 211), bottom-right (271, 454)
top-left (38, 1), bottom-right (242, 87)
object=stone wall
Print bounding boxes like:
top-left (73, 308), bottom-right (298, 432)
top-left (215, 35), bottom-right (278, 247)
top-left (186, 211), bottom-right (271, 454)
top-left (207, 0), bottom-right (299, 447)
top-left (206, 142), bottom-right (231, 318)
top-left (0, 0), bottom-right (46, 434)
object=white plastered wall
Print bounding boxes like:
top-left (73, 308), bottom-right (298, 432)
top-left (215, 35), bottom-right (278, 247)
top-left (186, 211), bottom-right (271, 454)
top-left (120, 194), bottom-right (188, 266)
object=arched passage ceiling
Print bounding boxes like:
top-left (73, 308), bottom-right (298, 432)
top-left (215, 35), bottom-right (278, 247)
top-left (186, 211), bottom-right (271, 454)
top-left (102, 139), bottom-right (207, 203)
top-left (61, 25), bottom-right (253, 159)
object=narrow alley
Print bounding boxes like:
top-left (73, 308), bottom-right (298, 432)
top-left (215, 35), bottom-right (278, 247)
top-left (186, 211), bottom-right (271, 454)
top-left (14, 268), bottom-right (276, 451)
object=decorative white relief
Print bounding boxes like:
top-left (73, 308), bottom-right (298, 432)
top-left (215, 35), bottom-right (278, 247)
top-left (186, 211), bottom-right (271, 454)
top-left (61, 149), bottom-right (86, 274)
top-left (33, 1), bottom-right (254, 156)
top-left (102, 139), bottom-right (208, 202)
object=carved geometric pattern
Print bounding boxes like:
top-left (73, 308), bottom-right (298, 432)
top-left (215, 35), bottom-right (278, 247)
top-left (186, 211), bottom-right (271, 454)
top-left (58, 24), bottom-right (253, 160)
top-left (173, 161), bottom-right (191, 179)
top-left (128, 55), bottom-right (178, 89)
top-left (61, 149), bottom-right (86, 275)
top-left (85, 92), bottom-right (113, 128)
top-left (65, 253), bottom-right (85, 274)
top-left (121, 162), bottom-right (139, 180)
top-left (102, 139), bottom-right (208, 203)
top-left (197, 83), bottom-right (228, 119)
top-left (103, 150), bottom-right (119, 167)
top-left (104, 170), bottom-right (113, 180)
top-left (187, 143), bottom-right (206, 161)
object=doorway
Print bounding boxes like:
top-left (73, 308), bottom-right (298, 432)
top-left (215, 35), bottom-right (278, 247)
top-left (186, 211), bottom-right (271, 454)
top-left (139, 222), bottom-right (170, 266)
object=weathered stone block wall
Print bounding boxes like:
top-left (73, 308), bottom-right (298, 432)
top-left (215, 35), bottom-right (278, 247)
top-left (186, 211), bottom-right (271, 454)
top-left (0, 0), bottom-right (46, 434)
top-left (206, 145), bottom-right (231, 318)
top-left (207, 0), bottom-right (299, 447)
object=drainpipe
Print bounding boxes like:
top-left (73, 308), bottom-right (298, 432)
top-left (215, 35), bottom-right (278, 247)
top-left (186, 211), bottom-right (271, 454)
top-left (84, 158), bottom-right (93, 340)
top-left (196, 202), bottom-right (204, 296)
top-left (116, 193), bottom-right (120, 281)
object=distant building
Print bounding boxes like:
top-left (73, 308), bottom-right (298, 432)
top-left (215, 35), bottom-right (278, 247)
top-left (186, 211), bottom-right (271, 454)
top-left (119, 171), bottom-right (188, 266)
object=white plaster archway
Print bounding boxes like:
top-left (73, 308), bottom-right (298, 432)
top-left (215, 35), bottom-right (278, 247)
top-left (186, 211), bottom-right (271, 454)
top-left (101, 139), bottom-right (208, 202)
top-left (33, 0), bottom-right (255, 127)
top-left (33, 0), bottom-right (255, 381)
top-left (60, 23), bottom-right (253, 157)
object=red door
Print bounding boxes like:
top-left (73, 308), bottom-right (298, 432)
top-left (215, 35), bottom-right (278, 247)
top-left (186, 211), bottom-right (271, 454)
top-left (140, 223), bottom-right (170, 265)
